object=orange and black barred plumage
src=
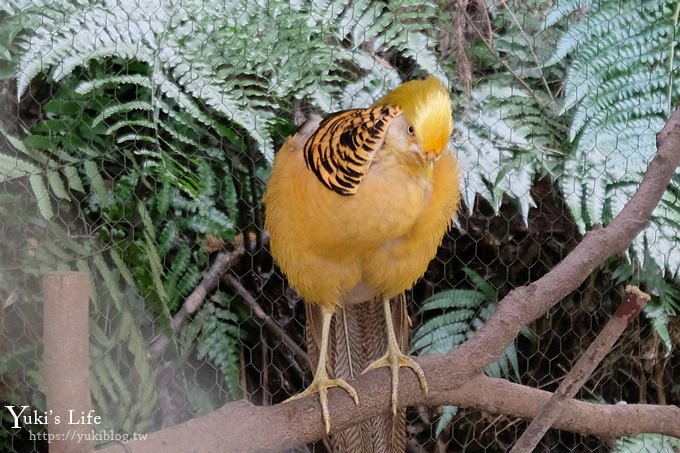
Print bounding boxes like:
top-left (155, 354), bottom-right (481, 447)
top-left (304, 106), bottom-right (402, 196)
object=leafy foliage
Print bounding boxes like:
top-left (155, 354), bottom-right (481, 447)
top-left (5, 65), bottom-right (241, 321)
top-left (0, 190), bottom-right (159, 435)
top-left (6, 0), bottom-right (444, 159)
top-left (537, 0), bottom-right (680, 352)
top-left (0, 411), bottom-right (14, 451)
top-left (452, 0), bottom-right (680, 361)
top-left (456, 74), bottom-right (563, 217)
top-left (546, 0), bottom-right (680, 271)
top-left (453, 0), bottom-right (566, 218)
top-left (1, 0), bottom-right (679, 448)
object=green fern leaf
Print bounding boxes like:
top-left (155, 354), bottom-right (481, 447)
top-left (28, 173), bottom-right (52, 219)
top-left (83, 159), bottom-right (109, 206)
top-left (92, 101), bottom-right (153, 127)
top-left (418, 289), bottom-right (487, 313)
top-left (550, 0), bottom-right (680, 270)
top-left (46, 169), bottom-right (69, 200)
top-left (93, 254), bottom-right (124, 310)
top-left (109, 248), bottom-right (136, 288)
top-left (196, 301), bottom-right (243, 399)
top-left (61, 165), bottom-right (85, 193)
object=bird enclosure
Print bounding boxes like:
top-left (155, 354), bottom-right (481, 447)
top-left (1, 1), bottom-right (679, 452)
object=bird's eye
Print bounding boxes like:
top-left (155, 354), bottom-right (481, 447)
top-left (407, 125), bottom-right (415, 136)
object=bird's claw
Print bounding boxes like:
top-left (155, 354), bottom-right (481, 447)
top-left (284, 371), bottom-right (359, 433)
top-left (362, 347), bottom-right (428, 414)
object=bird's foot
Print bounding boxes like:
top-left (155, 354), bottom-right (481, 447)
top-left (362, 344), bottom-right (428, 414)
top-left (284, 369), bottom-right (359, 433)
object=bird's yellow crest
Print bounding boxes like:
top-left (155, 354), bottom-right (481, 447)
top-left (375, 75), bottom-right (452, 156)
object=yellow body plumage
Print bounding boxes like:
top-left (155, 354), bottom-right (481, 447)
top-left (264, 76), bottom-right (460, 310)
top-left (265, 75), bottom-right (461, 436)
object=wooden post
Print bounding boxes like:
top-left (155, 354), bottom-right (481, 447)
top-left (43, 271), bottom-right (93, 453)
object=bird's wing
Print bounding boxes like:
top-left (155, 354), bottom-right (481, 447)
top-left (303, 105), bottom-right (401, 196)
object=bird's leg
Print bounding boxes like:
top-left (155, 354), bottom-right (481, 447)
top-left (362, 296), bottom-right (428, 414)
top-left (284, 309), bottom-right (359, 433)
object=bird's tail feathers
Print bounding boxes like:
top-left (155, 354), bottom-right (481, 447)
top-left (305, 295), bottom-right (408, 453)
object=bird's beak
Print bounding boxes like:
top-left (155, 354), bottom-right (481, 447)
top-left (423, 152), bottom-right (436, 179)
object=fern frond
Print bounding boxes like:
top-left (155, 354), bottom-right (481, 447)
top-left (549, 0), bottom-right (680, 270)
top-left (13, 0), bottom-right (445, 159)
top-left (418, 289), bottom-right (487, 313)
top-left (456, 74), bottom-right (561, 217)
top-left (194, 298), bottom-right (244, 399)
top-left (543, 0), bottom-right (592, 29)
top-left (412, 269), bottom-right (523, 436)
top-left (0, 152), bottom-right (39, 182)
top-left (28, 173), bottom-right (52, 219)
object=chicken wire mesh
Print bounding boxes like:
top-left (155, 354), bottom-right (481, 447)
top-left (0, 0), bottom-right (679, 452)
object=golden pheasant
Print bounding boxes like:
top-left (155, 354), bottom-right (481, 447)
top-left (264, 76), bottom-right (460, 437)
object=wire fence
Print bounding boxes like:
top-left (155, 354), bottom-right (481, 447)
top-left (0, 0), bottom-right (679, 452)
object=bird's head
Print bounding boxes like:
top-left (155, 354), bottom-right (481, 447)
top-left (374, 75), bottom-right (453, 179)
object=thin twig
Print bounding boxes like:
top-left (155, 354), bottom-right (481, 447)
top-left (370, 54), bottom-right (394, 69)
top-left (518, 0), bottom-right (543, 20)
top-left (226, 151), bottom-right (255, 258)
top-left (224, 274), bottom-right (309, 366)
top-left (475, 0), bottom-right (494, 45)
top-left (245, 136), bottom-right (264, 255)
top-left (239, 345), bottom-right (248, 399)
top-left (654, 359), bottom-right (668, 405)
top-left (510, 286), bottom-right (650, 453)
top-left (455, 0), bottom-right (473, 98)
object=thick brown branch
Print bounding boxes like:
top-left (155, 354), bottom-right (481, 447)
top-left (96, 373), bottom-right (680, 453)
top-left (510, 286), bottom-right (650, 452)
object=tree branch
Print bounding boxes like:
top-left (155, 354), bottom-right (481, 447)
top-left (96, 373), bottom-right (680, 453)
top-left (100, 108), bottom-right (680, 452)
top-left (510, 286), bottom-right (650, 452)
